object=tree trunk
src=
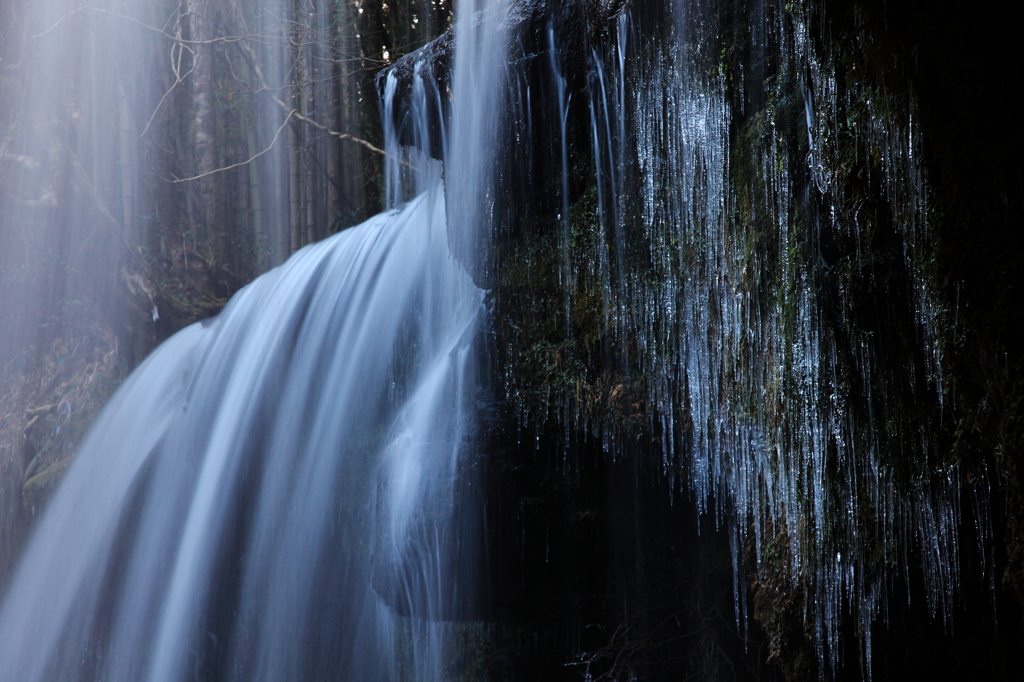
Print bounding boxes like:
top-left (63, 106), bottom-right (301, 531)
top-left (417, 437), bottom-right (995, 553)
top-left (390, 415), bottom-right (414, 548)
top-left (117, 78), bottom-right (135, 245)
top-left (188, 0), bottom-right (229, 285)
top-left (288, 120), bottom-right (301, 254)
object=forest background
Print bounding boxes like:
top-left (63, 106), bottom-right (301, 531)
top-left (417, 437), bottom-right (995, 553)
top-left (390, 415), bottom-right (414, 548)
top-left (0, 0), bottom-right (452, 570)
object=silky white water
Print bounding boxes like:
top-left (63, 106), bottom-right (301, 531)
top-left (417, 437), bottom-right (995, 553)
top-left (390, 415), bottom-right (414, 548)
top-left (0, 187), bottom-right (481, 681)
top-left (0, 0), bottom-right (509, 675)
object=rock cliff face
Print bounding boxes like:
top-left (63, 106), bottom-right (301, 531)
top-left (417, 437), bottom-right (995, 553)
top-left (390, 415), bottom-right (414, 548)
top-left (0, 0), bottom-right (1018, 679)
top-left (384, 0), bottom-right (1024, 679)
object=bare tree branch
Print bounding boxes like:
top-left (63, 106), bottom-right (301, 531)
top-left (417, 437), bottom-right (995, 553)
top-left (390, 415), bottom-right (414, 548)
top-left (33, 4), bottom-right (259, 46)
top-left (140, 51), bottom-right (195, 138)
top-left (169, 109), bottom-right (294, 183)
top-left (232, 35), bottom-right (405, 164)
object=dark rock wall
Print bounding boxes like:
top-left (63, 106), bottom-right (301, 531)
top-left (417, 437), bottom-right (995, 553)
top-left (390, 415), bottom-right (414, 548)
top-left (452, 0), bottom-right (1024, 679)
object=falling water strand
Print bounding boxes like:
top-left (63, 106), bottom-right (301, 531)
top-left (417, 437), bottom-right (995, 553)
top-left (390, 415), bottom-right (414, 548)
top-left (569, 1), bottom-right (977, 677)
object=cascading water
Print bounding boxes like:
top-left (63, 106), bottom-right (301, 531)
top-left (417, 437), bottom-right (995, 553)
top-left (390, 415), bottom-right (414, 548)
top-left (0, 187), bottom-right (485, 681)
top-left (0, 1), bottom-right (506, 681)
top-left (609, 4), bottom-right (964, 672)
top-left (0, 0), bottom-right (1015, 679)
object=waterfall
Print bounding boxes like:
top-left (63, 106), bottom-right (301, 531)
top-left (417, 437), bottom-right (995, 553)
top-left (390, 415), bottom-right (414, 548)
top-left (0, 0), bottom-right (1013, 679)
top-left (0, 185), bottom-right (486, 680)
top-left (0, 0), bottom-right (506, 680)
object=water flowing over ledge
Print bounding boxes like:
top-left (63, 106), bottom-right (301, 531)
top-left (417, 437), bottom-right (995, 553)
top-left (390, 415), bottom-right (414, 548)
top-left (0, 0), bottom-right (1021, 679)
top-left (0, 189), bottom-right (483, 681)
